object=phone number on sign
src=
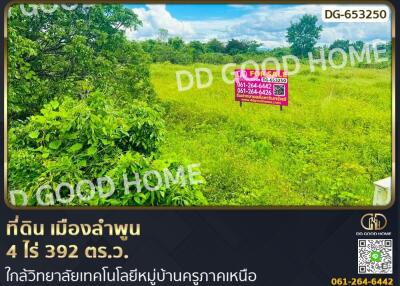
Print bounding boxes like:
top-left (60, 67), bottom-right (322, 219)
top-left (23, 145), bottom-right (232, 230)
top-left (236, 88), bottom-right (272, 96)
top-left (236, 82), bottom-right (273, 89)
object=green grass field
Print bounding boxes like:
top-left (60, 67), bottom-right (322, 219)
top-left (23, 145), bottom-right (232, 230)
top-left (151, 63), bottom-right (392, 206)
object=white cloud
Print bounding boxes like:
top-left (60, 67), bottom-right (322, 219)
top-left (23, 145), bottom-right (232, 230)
top-left (126, 4), bottom-right (392, 49)
top-left (320, 22), bottom-right (391, 46)
top-left (126, 5), bottom-right (194, 40)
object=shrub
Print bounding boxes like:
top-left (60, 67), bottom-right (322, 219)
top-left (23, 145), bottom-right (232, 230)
top-left (9, 92), bottom-right (207, 206)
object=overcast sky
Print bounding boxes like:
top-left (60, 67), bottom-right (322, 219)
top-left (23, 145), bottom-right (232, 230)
top-left (125, 4), bottom-right (392, 49)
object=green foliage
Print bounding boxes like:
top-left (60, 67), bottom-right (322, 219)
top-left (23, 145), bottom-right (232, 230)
top-left (141, 37), bottom-right (265, 65)
top-left (8, 5), bottom-right (207, 207)
top-left (286, 14), bottom-right (323, 58)
top-left (329, 40), bottom-right (365, 54)
top-left (225, 39), bottom-right (261, 55)
top-left (105, 152), bottom-right (207, 206)
top-left (9, 93), bottom-right (206, 206)
top-left (355, 42), bottom-right (391, 69)
top-left (168, 37), bottom-right (185, 50)
top-left (142, 39), bottom-right (193, 64)
top-left (205, 38), bottom-right (225, 53)
top-left (330, 39), bottom-right (351, 52)
top-left (138, 34), bottom-right (388, 72)
top-left (8, 4), bottom-right (152, 121)
top-left (189, 40), bottom-right (205, 61)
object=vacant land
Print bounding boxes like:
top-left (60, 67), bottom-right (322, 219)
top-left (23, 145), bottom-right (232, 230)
top-left (151, 63), bottom-right (392, 206)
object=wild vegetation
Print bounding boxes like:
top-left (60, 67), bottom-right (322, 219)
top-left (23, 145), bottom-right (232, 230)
top-left (8, 5), bottom-right (207, 206)
top-left (8, 6), bottom-right (392, 206)
top-left (152, 63), bottom-right (391, 206)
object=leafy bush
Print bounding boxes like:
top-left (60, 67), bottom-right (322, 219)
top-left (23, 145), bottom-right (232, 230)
top-left (8, 5), bottom-right (208, 207)
top-left (9, 93), bottom-right (207, 206)
top-left (8, 5), bottom-right (153, 122)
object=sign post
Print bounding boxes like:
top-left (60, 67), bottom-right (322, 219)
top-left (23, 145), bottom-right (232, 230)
top-left (234, 69), bottom-right (288, 108)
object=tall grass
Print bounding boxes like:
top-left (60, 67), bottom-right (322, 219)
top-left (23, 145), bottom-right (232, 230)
top-left (151, 63), bottom-right (391, 206)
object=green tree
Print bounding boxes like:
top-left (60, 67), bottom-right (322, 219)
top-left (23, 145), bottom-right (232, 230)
top-left (168, 37), bottom-right (185, 50)
top-left (286, 14), bottom-right (322, 58)
top-left (205, 38), bottom-right (225, 53)
top-left (8, 4), bottom-right (148, 121)
top-left (330, 39), bottom-right (350, 52)
top-left (141, 39), bottom-right (158, 54)
top-left (351, 40), bottom-right (365, 52)
top-left (225, 39), bottom-right (261, 55)
top-left (244, 40), bottom-right (261, 53)
top-left (225, 39), bottom-right (241, 55)
top-left (385, 41), bottom-right (392, 58)
top-left (189, 40), bottom-right (205, 61)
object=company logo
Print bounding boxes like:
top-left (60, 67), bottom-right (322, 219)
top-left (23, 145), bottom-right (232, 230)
top-left (361, 213), bottom-right (387, 231)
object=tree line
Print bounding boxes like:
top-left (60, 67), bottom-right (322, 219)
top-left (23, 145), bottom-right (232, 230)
top-left (138, 14), bottom-right (391, 67)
